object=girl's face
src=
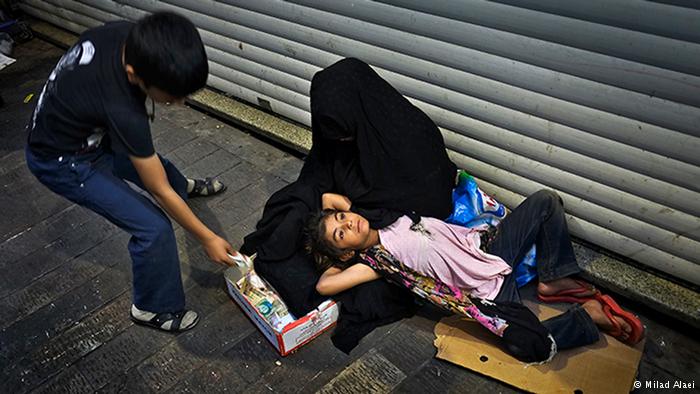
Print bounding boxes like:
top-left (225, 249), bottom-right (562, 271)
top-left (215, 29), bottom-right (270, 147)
top-left (323, 211), bottom-right (377, 252)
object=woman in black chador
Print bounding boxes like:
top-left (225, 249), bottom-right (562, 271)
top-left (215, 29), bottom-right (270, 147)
top-left (242, 58), bottom-right (457, 352)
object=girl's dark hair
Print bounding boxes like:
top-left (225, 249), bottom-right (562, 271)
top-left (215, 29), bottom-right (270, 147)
top-left (304, 209), bottom-right (356, 272)
top-left (124, 11), bottom-right (208, 97)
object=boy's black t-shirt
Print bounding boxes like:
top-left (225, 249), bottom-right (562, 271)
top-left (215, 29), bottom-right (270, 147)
top-left (28, 21), bottom-right (155, 158)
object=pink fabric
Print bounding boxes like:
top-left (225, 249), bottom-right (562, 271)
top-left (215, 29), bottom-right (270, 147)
top-left (378, 216), bottom-right (511, 299)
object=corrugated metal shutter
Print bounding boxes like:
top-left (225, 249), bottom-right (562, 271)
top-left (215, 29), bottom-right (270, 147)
top-left (19, 0), bottom-right (700, 285)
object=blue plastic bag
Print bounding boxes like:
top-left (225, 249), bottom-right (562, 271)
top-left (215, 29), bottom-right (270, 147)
top-left (445, 171), bottom-right (537, 287)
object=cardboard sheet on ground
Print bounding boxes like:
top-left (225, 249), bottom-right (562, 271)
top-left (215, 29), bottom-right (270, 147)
top-left (434, 302), bottom-right (644, 394)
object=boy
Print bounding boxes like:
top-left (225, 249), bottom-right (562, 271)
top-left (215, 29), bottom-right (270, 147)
top-left (25, 12), bottom-right (234, 332)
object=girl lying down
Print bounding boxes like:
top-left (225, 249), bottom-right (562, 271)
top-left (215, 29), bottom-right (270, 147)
top-left (305, 191), bottom-right (643, 361)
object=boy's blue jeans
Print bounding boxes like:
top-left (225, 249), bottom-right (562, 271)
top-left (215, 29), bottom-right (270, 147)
top-left (26, 146), bottom-right (188, 313)
top-left (489, 190), bottom-right (600, 350)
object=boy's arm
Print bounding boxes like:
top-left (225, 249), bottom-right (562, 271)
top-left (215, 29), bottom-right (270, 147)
top-left (130, 154), bottom-right (235, 266)
top-left (316, 264), bottom-right (381, 295)
top-left (322, 193), bottom-right (352, 211)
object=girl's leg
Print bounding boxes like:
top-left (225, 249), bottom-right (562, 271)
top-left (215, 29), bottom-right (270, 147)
top-left (541, 298), bottom-right (635, 350)
top-left (489, 189), bottom-right (596, 303)
top-left (486, 190), bottom-right (602, 349)
top-left (581, 299), bottom-right (634, 343)
top-left (487, 189), bottom-right (579, 281)
top-left (540, 304), bottom-right (600, 350)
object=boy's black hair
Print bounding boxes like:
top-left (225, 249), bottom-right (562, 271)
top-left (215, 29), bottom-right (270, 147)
top-left (304, 209), bottom-right (356, 272)
top-left (124, 11), bottom-right (208, 97)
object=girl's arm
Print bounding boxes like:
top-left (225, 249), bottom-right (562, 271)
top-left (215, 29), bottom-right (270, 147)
top-left (322, 193), bottom-right (352, 211)
top-left (316, 264), bottom-right (381, 295)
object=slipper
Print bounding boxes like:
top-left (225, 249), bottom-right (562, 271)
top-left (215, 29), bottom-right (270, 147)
top-left (595, 294), bottom-right (645, 345)
top-left (600, 303), bottom-right (624, 339)
top-left (537, 279), bottom-right (598, 304)
top-left (130, 307), bottom-right (200, 332)
top-left (187, 177), bottom-right (227, 198)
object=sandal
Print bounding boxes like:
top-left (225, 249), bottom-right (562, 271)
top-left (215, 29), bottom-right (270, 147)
top-left (130, 305), bottom-right (200, 332)
top-left (187, 177), bottom-right (227, 198)
top-left (537, 279), bottom-right (599, 304)
top-left (595, 294), bottom-right (645, 345)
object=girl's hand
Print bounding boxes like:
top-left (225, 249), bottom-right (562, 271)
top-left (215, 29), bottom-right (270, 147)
top-left (316, 263), bottom-right (380, 295)
top-left (202, 235), bottom-right (237, 266)
top-left (322, 193), bottom-right (352, 211)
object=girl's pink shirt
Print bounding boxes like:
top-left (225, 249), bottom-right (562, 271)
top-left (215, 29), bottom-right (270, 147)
top-left (378, 215), bottom-right (512, 300)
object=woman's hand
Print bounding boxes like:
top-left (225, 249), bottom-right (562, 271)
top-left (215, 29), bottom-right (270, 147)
top-left (202, 235), bottom-right (237, 266)
top-left (322, 193), bottom-right (352, 211)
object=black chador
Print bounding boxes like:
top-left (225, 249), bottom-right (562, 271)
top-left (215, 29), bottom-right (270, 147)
top-left (242, 58), bottom-right (457, 352)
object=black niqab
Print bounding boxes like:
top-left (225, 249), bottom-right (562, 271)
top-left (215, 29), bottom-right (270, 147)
top-left (307, 58), bottom-right (456, 223)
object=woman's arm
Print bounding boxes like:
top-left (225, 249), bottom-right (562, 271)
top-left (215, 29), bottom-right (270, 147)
top-left (322, 193), bottom-right (352, 211)
top-left (316, 264), bottom-right (381, 295)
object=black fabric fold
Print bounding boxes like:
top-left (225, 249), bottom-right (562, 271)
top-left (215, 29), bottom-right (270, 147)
top-left (331, 280), bottom-right (417, 353)
top-left (241, 57), bottom-right (457, 352)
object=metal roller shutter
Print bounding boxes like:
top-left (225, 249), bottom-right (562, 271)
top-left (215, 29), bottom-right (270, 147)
top-left (19, 0), bottom-right (700, 285)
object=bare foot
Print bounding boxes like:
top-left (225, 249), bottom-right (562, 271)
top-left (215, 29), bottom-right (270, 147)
top-left (538, 277), bottom-right (596, 298)
top-left (582, 299), bottom-right (632, 341)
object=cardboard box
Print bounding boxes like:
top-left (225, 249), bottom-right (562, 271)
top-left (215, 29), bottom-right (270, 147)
top-left (224, 265), bottom-right (339, 356)
top-left (434, 301), bottom-right (644, 394)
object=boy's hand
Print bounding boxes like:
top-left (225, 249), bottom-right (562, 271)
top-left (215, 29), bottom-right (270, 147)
top-left (130, 154), bottom-right (237, 267)
top-left (202, 235), bottom-right (236, 266)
